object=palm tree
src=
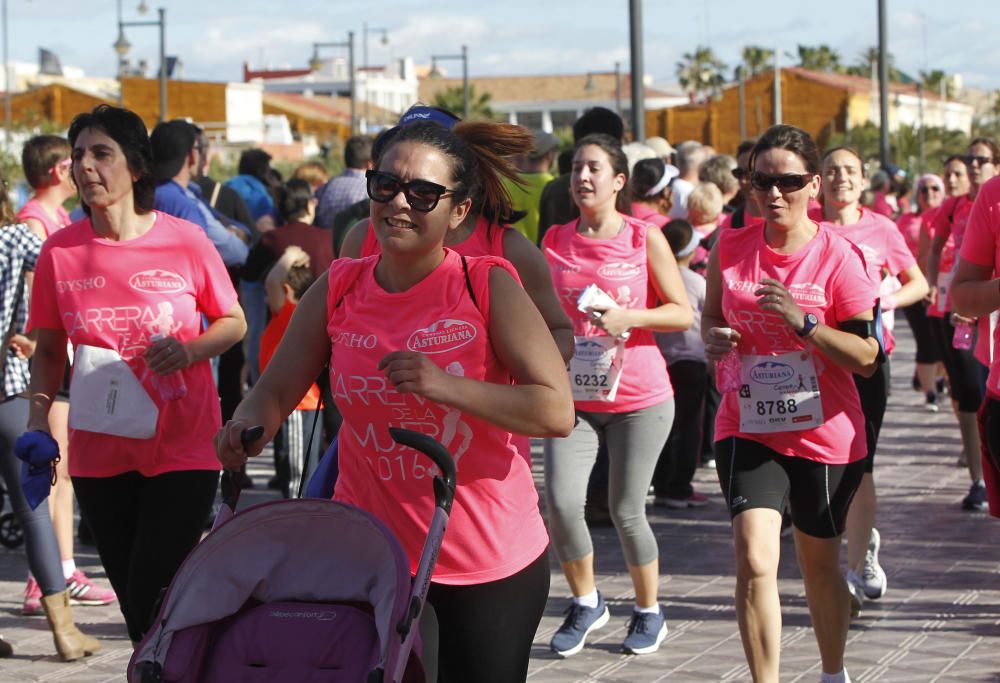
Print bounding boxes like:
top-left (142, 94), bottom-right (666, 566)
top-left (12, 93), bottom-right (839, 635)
top-left (740, 46), bottom-right (774, 78)
top-left (790, 44), bottom-right (842, 73)
top-left (432, 85), bottom-right (495, 121)
top-left (846, 47), bottom-right (905, 82)
top-left (676, 46), bottom-right (727, 102)
top-left (920, 69), bottom-right (955, 99)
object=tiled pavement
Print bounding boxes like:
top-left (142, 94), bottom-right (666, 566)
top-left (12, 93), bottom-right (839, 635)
top-left (0, 327), bottom-right (998, 682)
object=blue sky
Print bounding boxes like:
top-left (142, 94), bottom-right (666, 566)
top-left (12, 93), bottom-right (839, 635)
top-left (9, 0), bottom-right (1000, 92)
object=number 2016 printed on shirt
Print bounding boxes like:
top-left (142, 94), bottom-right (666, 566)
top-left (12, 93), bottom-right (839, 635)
top-left (755, 398), bottom-right (798, 416)
top-left (574, 374), bottom-right (609, 387)
top-left (367, 453), bottom-right (441, 482)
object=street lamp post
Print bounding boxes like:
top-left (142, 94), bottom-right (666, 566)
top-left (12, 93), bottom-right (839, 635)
top-left (311, 31), bottom-right (356, 134)
top-left (2, 0), bottom-right (11, 150)
top-left (114, 4), bottom-right (167, 122)
top-left (628, 0), bottom-right (645, 140)
top-left (362, 23), bottom-right (388, 132)
top-left (430, 45), bottom-right (468, 120)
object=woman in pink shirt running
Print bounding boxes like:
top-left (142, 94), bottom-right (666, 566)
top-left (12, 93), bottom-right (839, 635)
top-left (704, 125), bottom-right (880, 683)
top-left (217, 120), bottom-right (574, 683)
top-left (23, 105), bottom-right (247, 647)
top-left (818, 147), bottom-right (929, 618)
top-left (543, 134), bottom-right (692, 658)
top-left (928, 139), bottom-right (998, 512)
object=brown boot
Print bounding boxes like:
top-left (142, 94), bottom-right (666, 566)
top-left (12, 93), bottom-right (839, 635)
top-left (40, 590), bottom-right (101, 661)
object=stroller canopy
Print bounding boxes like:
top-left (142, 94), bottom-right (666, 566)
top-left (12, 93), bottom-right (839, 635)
top-left (130, 498), bottom-right (414, 682)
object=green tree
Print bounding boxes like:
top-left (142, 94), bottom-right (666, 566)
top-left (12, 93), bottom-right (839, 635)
top-left (845, 47), bottom-right (905, 82)
top-left (790, 44), bottom-right (843, 73)
top-left (740, 45), bottom-right (774, 78)
top-left (676, 46), bottom-right (727, 102)
top-left (432, 85), bottom-right (495, 121)
top-left (919, 69), bottom-right (955, 99)
top-left (827, 121), bottom-right (969, 175)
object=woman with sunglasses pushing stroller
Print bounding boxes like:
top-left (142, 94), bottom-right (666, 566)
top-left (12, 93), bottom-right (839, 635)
top-left (217, 118), bottom-right (574, 683)
top-left (702, 125), bottom-right (881, 683)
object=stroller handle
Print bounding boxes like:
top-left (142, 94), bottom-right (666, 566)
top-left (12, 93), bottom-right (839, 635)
top-left (388, 428), bottom-right (456, 513)
top-left (220, 425), bottom-right (266, 514)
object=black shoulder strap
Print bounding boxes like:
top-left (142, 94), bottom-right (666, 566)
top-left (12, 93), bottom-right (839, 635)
top-left (460, 255), bottom-right (479, 310)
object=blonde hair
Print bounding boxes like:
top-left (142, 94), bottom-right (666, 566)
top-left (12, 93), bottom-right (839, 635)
top-left (687, 182), bottom-right (723, 225)
top-left (293, 161), bottom-right (330, 189)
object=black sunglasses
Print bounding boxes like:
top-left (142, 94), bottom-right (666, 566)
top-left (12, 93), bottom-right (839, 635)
top-left (366, 170), bottom-right (459, 213)
top-left (732, 168), bottom-right (749, 180)
top-left (918, 185), bottom-right (941, 194)
top-left (750, 172), bottom-right (813, 192)
top-left (964, 155), bottom-right (995, 167)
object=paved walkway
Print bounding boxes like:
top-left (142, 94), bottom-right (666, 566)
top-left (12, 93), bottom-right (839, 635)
top-left (0, 327), bottom-right (998, 681)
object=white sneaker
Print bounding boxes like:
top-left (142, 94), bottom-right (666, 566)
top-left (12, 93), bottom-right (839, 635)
top-left (845, 570), bottom-right (864, 618)
top-left (861, 528), bottom-right (887, 600)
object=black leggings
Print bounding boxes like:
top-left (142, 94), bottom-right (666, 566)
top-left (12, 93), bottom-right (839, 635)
top-left (854, 361), bottom-right (890, 473)
top-left (0, 397), bottom-right (64, 595)
top-left (426, 549), bottom-right (549, 683)
top-left (902, 302), bottom-right (941, 364)
top-left (931, 315), bottom-right (984, 412)
top-left (72, 469), bottom-right (218, 642)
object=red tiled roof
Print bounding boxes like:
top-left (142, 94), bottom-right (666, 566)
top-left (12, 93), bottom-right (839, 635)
top-left (244, 63), bottom-right (312, 82)
top-left (784, 67), bottom-right (942, 101)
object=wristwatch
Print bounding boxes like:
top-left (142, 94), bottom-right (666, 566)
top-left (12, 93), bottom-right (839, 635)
top-left (797, 313), bottom-right (819, 338)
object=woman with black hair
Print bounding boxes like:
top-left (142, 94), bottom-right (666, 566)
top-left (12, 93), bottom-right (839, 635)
top-left (22, 104), bottom-right (246, 644)
top-left (704, 125), bottom-right (879, 683)
top-left (544, 133), bottom-right (692, 658)
top-left (630, 157), bottom-right (674, 228)
top-left (218, 119), bottom-right (574, 683)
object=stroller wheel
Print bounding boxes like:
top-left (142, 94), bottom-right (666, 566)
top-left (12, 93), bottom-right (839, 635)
top-left (0, 513), bottom-right (24, 549)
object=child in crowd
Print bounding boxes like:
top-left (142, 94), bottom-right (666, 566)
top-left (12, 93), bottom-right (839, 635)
top-left (652, 220), bottom-right (710, 507)
top-left (687, 182), bottom-right (724, 272)
top-left (18, 135), bottom-right (75, 238)
top-left (260, 246), bottom-right (322, 497)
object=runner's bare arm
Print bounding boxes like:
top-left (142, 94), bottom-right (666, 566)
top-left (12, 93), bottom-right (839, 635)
top-left (26, 328), bottom-right (68, 433)
top-left (890, 264), bottom-right (929, 309)
top-left (501, 229), bottom-right (575, 362)
top-left (952, 258), bottom-right (1000, 318)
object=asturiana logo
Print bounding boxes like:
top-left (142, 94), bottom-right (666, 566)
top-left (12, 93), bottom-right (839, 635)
top-left (575, 338), bottom-right (610, 361)
top-left (129, 270), bottom-right (186, 293)
top-left (407, 319), bottom-right (477, 354)
top-left (597, 262), bottom-right (641, 281)
top-left (750, 361), bottom-right (795, 385)
top-left (788, 283), bottom-right (827, 307)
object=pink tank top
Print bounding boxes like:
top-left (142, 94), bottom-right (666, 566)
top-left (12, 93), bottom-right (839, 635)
top-left (543, 215), bottom-right (672, 413)
top-left (715, 223), bottom-right (876, 465)
top-left (360, 215), bottom-right (508, 258)
top-left (359, 215), bottom-right (530, 461)
top-left (326, 250), bottom-right (548, 585)
top-left (17, 198), bottom-right (70, 238)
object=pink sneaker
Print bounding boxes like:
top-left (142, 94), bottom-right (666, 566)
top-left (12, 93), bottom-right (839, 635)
top-left (66, 569), bottom-right (117, 607)
top-left (22, 576), bottom-right (42, 616)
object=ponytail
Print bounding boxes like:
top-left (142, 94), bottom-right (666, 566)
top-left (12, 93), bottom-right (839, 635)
top-left (452, 121), bottom-right (532, 224)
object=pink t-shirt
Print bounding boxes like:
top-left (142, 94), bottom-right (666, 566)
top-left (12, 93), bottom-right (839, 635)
top-left (360, 215), bottom-right (507, 258)
top-left (715, 222), bottom-right (876, 465)
top-left (959, 176), bottom-right (1000, 397)
top-left (630, 202), bottom-right (669, 228)
top-left (28, 213), bottom-right (238, 477)
top-left (818, 208), bottom-right (915, 354)
top-left (930, 195), bottom-right (973, 316)
top-left (543, 215), bottom-right (672, 413)
top-left (17, 198), bottom-right (70, 238)
top-left (895, 211), bottom-right (922, 260)
top-left (327, 250), bottom-right (548, 585)
top-left (719, 207), bottom-right (765, 231)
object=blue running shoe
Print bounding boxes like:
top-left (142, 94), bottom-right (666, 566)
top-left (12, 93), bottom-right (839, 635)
top-left (550, 592), bottom-right (610, 657)
top-left (622, 607), bottom-right (667, 655)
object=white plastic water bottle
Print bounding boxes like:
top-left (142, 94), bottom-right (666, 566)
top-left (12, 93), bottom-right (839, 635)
top-left (715, 327), bottom-right (741, 393)
top-left (149, 334), bottom-right (188, 401)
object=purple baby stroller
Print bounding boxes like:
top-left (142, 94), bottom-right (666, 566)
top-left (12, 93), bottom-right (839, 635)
top-left (128, 427), bottom-right (456, 683)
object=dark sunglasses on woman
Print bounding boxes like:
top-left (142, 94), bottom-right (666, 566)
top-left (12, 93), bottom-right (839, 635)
top-left (366, 169), bottom-right (459, 213)
top-left (750, 172), bottom-right (813, 192)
